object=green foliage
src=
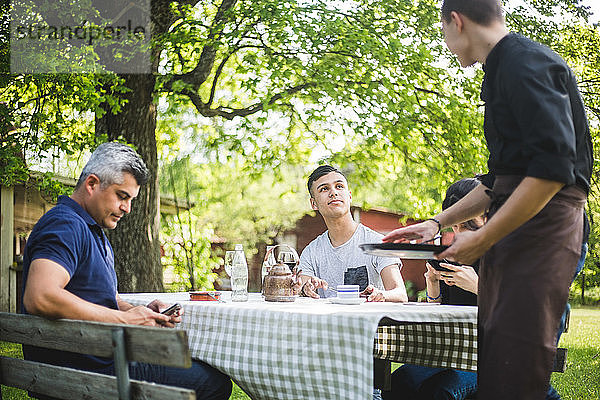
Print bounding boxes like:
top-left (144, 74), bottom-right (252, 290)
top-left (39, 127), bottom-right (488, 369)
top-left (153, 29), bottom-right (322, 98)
top-left (0, 0), bottom-right (126, 188)
top-left (161, 212), bottom-right (220, 291)
top-left (570, 285), bottom-right (600, 306)
top-left (158, 155), bottom-right (308, 258)
top-left (157, 118), bottom-right (309, 288)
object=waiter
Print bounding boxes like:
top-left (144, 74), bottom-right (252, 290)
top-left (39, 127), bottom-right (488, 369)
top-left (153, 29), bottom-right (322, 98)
top-left (383, 0), bottom-right (592, 399)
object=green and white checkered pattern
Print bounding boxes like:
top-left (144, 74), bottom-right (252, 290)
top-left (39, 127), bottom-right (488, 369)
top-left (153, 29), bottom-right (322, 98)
top-left (374, 322), bottom-right (477, 371)
top-left (121, 293), bottom-right (477, 400)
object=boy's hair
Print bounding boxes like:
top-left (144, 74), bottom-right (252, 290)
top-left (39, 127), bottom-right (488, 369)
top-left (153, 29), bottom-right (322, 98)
top-left (75, 142), bottom-right (149, 189)
top-left (441, 0), bottom-right (503, 25)
top-left (307, 165), bottom-right (344, 196)
top-left (442, 177), bottom-right (482, 231)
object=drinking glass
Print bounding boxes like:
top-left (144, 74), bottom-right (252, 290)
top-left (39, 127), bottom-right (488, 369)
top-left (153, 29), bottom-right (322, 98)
top-left (278, 251), bottom-right (299, 272)
top-left (224, 250), bottom-right (235, 277)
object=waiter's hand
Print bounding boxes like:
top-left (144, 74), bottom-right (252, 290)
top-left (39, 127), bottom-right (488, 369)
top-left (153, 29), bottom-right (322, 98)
top-left (437, 230), bottom-right (489, 266)
top-left (382, 220), bottom-right (439, 243)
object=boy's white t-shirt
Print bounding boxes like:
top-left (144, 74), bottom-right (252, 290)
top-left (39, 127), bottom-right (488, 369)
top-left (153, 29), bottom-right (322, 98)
top-left (298, 224), bottom-right (402, 298)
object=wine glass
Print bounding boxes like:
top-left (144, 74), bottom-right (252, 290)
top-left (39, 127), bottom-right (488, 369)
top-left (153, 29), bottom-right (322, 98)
top-left (278, 251), bottom-right (299, 272)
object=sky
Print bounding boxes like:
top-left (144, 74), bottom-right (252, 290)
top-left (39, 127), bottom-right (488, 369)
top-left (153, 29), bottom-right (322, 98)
top-left (586, 0), bottom-right (600, 23)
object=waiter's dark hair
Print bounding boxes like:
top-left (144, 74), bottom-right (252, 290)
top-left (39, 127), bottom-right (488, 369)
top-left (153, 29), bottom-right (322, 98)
top-left (442, 177), bottom-right (482, 231)
top-left (441, 0), bottom-right (503, 25)
top-left (307, 165), bottom-right (344, 196)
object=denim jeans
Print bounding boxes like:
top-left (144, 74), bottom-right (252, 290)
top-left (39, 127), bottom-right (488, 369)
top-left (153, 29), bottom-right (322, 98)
top-left (548, 242), bottom-right (588, 400)
top-left (30, 359), bottom-right (232, 400)
top-left (123, 360), bottom-right (232, 400)
top-left (383, 364), bottom-right (477, 400)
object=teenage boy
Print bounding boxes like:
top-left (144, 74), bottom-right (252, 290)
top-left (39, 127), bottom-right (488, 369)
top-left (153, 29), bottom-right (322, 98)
top-left (298, 165), bottom-right (408, 302)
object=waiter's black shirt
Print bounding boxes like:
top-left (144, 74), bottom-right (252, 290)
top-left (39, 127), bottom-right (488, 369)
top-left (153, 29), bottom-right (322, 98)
top-left (480, 33), bottom-right (592, 194)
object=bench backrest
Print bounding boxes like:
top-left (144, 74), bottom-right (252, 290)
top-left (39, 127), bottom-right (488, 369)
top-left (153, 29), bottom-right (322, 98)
top-left (0, 312), bottom-right (195, 400)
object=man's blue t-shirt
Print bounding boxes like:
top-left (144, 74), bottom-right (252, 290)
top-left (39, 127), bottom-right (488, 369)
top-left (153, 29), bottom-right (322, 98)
top-left (22, 195), bottom-right (118, 371)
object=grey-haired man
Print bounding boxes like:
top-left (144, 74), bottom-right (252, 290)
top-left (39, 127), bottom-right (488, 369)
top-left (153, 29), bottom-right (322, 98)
top-left (22, 142), bottom-right (231, 399)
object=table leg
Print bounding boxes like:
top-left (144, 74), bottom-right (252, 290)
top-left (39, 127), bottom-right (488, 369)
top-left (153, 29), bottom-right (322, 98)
top-left (373, 358), bottom-right (391, 391)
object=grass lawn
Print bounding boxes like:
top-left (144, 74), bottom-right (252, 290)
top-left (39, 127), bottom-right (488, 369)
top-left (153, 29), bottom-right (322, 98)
top-left (3, 306), bottom-right (599, 399)
top-left (550, 307), bottom-right (600, 399)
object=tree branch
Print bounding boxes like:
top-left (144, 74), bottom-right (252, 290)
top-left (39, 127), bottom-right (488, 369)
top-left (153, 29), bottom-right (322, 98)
top-left (185, 82), bottom-right (315, 120)
top-left (415, 86), bottom-right (443, 97)
top-left (207, 51), bottom-right (234, 107)
top-left (179, 0), bottom-right (238, 88)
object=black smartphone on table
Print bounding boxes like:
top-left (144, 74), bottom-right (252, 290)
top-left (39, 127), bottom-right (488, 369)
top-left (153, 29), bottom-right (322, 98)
top-left (427, 259), bottom-right (458, 272)
top-left (161, 303), bottom-right (182, 316)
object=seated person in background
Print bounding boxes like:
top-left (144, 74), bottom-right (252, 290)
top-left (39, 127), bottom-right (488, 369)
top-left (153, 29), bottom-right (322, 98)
top-left (384, 177), bottom-right (481, 400)
top-left (22, 142), bottom-right (232, 400)
top-left (298, 165), bottom-right (408, 302)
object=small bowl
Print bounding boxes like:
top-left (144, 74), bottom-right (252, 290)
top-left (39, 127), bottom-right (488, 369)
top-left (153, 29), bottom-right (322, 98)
top-left (190, 291), bottom-right (221, 301)
top-left (336, 285), bottom-right (359, 299)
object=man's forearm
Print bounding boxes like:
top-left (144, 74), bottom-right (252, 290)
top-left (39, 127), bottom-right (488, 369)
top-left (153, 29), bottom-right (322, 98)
top-left (26, 287), bottom-right (128, 323)
top-left (382, 287), bottom-right (408, 302)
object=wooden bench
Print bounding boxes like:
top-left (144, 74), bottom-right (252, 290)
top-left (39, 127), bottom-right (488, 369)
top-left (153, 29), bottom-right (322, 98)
top-left (0, 312), bottom-right (196, 399)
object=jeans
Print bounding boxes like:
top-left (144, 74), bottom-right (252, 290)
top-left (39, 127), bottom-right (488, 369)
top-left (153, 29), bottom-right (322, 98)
top-left (123, 360), bottom-right (232, 400)
top-left (383, 364), bottom-right (477, 400)
top-left (547, 242), bottom-right (587, 400)
top-left (556, 242), bottom-right (587, 342)
top-left (30, 359), bottom-right (232, 400)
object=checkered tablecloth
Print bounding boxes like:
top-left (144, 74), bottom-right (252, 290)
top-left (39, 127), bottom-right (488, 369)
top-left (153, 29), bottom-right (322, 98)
top-left (375, 322), bottom-right (477, 372)
top-left (121, 292), bottom-right (477, 400)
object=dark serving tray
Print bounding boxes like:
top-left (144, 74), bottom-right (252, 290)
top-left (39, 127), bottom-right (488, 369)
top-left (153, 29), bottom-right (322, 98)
top-left (359, 242), bottom-right (448, 260)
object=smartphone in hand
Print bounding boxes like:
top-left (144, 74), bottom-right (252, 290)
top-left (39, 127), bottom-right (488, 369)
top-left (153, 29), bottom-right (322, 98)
top-left (161, 303), bottom-right (182, 316)
top-left (427, 259), bottom-right (457, 272)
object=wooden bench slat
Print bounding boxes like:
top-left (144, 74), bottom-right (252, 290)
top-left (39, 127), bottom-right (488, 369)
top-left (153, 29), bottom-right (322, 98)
top-left (0, 357), bottom-right (196, 400)
top-left (0, 312), bottom-right (191, 368)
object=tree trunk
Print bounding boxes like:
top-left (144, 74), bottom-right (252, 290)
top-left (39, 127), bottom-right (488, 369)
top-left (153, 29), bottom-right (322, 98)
top-left (95, 74), bottom-right (163, 293)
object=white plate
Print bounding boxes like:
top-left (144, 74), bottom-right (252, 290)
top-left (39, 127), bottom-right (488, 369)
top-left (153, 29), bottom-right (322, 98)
top-left (328, 297), bottom-right (366, 305)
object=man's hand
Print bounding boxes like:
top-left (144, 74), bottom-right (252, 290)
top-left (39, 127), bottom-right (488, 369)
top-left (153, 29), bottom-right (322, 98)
top-left (121, 305), bottom-right (173, 327)
top-left (436, 229), bottom-right (489, 266)
top-left (146, 299), bottom-right (184, 327)
top-left (360, 285), bottom-right (385, 302)
top-left (382, 220), bottom-right (439, 243)
top-left (299, 276), bottom-right (328, 298)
